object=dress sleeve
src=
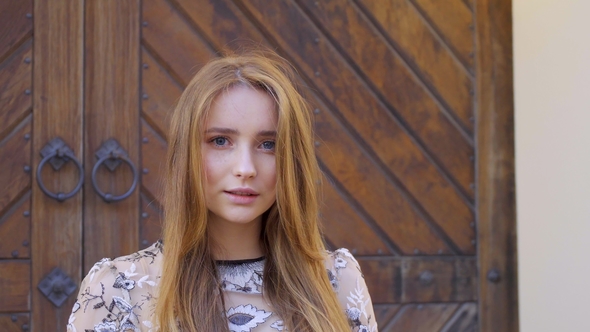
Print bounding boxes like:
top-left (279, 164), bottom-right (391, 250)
top-left (67, 258), bottom-right (154, 332)
top-left (329, 249), bottom-right (378, 332)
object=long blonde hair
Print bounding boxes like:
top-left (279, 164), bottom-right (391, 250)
top-left (156, 50), bottom-right (350, 331)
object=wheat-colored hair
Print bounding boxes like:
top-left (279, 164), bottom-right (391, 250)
top-left (155, 50), bottom-right (349, 331)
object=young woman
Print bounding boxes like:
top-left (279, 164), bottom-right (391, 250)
top-left (68, 51), bottom-right (377, 332)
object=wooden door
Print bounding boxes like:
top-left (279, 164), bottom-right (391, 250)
top-left (0, 0), bottom-right (517, 331)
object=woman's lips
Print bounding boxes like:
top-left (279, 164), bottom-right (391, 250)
top-left (224, 190), bottom-right (259, 204)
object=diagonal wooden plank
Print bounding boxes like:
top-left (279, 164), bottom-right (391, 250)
top-left (142, 0), bottom-right (217, 85)
top-left (373, 304), bottom-right (402, 330)
top-left (0, 117), bottom-right (31, 215)
top-left (0, 0), bottom-right (32, 62)
top-left (0, 261), bottom-right (31, 312)
top-left (439, 302), bottom-right (478, 332)
top-left (141, 47), bottom-right (184, 139)
top-left (174, 0), bottom-right (266, 48)
top-left (140, 193), bottom-right (163, 249)
top-left (0, 191), bottom-right (31, 259)
top-left (349, 0), bottom-right (474, 131)
top-left (314, 96), bottom-right (454, 255)
top-left (411, 0), bottom-right (475, 70)
top-left (321, 178), bottom-right (394, 256)
top-left (0, 39), bottom-right (32, 141)
top-left (141, 119), bottom-right (168, 206)
top-left (384, 303), bottom-right (459, 332)
top-left (236, 0), bottom-right (474, 253)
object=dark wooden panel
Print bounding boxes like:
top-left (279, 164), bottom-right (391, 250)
top-left (141, 120), bottom-right (168, 205)
top-left (0, 118), bottom-right (31, 214)
top-left (175, 0), bottom-right (266, 50)
top-left (359, 257), bottom-right (477, 304)
top-left (384, 303), bottom-right (459, 332)
top-left (314, 95), bottom-right (452, 254)
top-left (373, 304), bottom-right (401, 330)
top-left (402, 257), bottom-right (477, 303)
top-left (239, 0), bottom-right (476, 253)
top-left (84, 0), bottom-right (140, 272)
top-left (142, 0), bottom-right (216, 85)
top-left (358, 259), bottom-right (402, 304)
top-left (412, 0), bottom-right (475, 69)
top-left (475, 0), bottom-right (518, 331)
top-left (0, 192), bottom-right (31, 259)
top-left (320, 180), bottom-right (392, 256)
top-left (140, 194), bottom-right (163, 250)
top-left (141, 47), bottom-right (183, 138)
top-left (0, 39), bottom-right (32, 140)
top-left (0, 0), bottom-right (32, 60)
top-left (353, 0), bottom-right (474, 131)
top-left (0, 313), bottom-right (30, 332)
top-left (440, 302), bottom-right (478, 332)
top-left (0, 260), bottom-right (30, 312)
top-left (32, 0), bottom-right (83, 329)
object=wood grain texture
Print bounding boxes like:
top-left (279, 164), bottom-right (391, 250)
top-left (402, 257), bottom-right (476, 302)
top-left (0, 0), bottom-right (32, 61)
top-left (142, 0), bottom-right (216, 85)
top-left (286, 0), bottom-right (475, 199)
top-left (440, 302), bottom-right (478, 332)
top-left (354, 0), bottom-right (474, 131)
top-left (0, 39), bottom-right (32, 141)
top-left (32, 0), bottom-right (83, 329)
top-left (384, 303), bottom-right (459, 332)
top-left (475, 0), bottom-right (519, 331)
top-left (140, 194), bottom-right (163, 250)
top-left (0, 192), bottom-right (31, 259)
top-left (141, 120), bottom-right (168, 206)
top-left (141, 47), bottom-right (183, 139)
top-left (0, 313), bottom-right (30, 332)
top-left (412, 0), bottom-right (475, 70)
top-left (238, 0), bottom-right (476, 253)
top-left (320, 180), bottom-right (392, 256)
top-left (0, 260), bottom-right (31, 312)
top-left (0, 119), bottom-right (31, 214)
top-left (314, 94), bottom-right (452, 255)
top-left (83, 0), bottom-right (140, 272)
top-left (359, 257), bottom-right (477, 304)
top-left (373, 304), bottom-right (401, 330)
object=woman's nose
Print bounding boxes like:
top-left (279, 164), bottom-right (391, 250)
top-left (233, 147), bottom-right (257, 178)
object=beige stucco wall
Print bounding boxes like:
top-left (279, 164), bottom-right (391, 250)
top-left (514, 0), bottom-right (590, 331)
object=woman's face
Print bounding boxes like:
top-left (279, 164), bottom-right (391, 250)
top-left (202, 85), bottom-right (278, 227)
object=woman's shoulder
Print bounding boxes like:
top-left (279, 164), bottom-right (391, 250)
top-left (67, 242), bottom-right (163, 332)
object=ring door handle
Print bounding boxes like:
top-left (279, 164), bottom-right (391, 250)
top-left (91, 138), bottom-right (138, 203)
top-left (36, 137), bottom-right (84, 202)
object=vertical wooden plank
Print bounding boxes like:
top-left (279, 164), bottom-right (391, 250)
top-left (32, 0), bottom-right (83, 330)
top-left (84, 0), bottom-right (140, 272)
top-left (475, 0), bottom-right (519, 331)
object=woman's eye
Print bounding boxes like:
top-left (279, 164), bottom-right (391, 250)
top-left (261, 141), bottom-right (275, 150)
top-left (212, 137), bottom-right (228, 146)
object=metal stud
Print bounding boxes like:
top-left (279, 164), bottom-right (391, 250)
top-left (11, 250), bottom-right (18, 258)
top-left (11, 315), bottom-right (17, 322)
top-left (23, 165), bottom-right (31, 173)
top-left (314, 37), bottom-right (320, 44)
top-left (142, 239), bottom-right (149, 245)
top-left (487, 269), bottom-right (501, 283)
top-left (143, 168), bottom-right (149, 174)
top-left (24, 134), bottom-right (30, 140)
top-left (23, 211), bottom-right (30, 217)
top-left (142, 21), bottom-right (148, 27)
top-left (314, 108), bottom-right (320, 114)
top-left (22, 240), bottom-right (29, 247)
top-left (414, 248), bottom-right (420, 254)
top-left (142, 94), bottom-right (149, 99)
top-left (143, 63), bottom-right (149, 69)
top-left (419, 270), bottom-right (434, 285)
top-left (142, 212), bottom-right (149, 218)
top-left (437, 249), bottom-right (443, 254)
top-left (24, 89), bottom-right (31, 95)
top-left (377, 249), bottom-right (383, 254)
top-left (26, 13), bottom-right (32, 19)
top-left (314, 71), bottom-right (320, 77)
top-left (314, 141), bottom-right (320, 147)
top-left (24, 57), bottom-right (31, 64)
top-left (142, 137), bottom-right (149, 143)
top-left (471, 239), bottom-right (476, 245)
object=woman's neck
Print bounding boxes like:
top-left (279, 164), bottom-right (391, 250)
top-left (208, 214), bottom-right (264, 261)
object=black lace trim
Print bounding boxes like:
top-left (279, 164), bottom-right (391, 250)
top-left (216, 256), bottom-right (265, 266)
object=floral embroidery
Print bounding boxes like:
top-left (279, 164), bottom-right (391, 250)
top-left (67, 242), bottom-right (377, 332)
top-left (227, 304), bottom-right (272, 332)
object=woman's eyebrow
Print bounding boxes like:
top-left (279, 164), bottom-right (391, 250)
top-left (258, 130), bottom-right (277, 137)
top-left (205, 127), bottom-right (238, 134)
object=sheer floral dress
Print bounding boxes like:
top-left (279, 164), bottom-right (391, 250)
top-left (67, 241), bottom-right (378, 332)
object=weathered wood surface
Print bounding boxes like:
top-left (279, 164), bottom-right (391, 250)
top-left (475, 0), bottom-right (519, 331)
top-left (32, 0), bottom-right (84, 330)
top-left (83, 0), bottom-right (141, 273)
top-left (0, 260), bottom-right (31, 312)
top-left (0, 313), bottom-right (30, 332)
top-left (0, 0), bottom-right (32, 62)
top-left (0, 120), bottom-right (31, 216)
top-left (0, 40), bottom-right (32, 140)
top-left (0, 192), bottom-right (31, 259)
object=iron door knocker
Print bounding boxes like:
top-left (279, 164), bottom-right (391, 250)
top-left (91, 138), bottom-right (138, 203)
top-left (36, 137), bottom-right (84, 202)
